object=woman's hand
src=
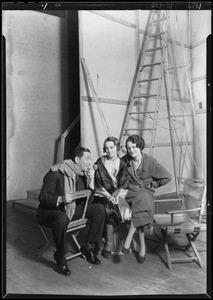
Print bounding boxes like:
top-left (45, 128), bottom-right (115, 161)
top-left (114, 196), bottom-right (119, 205)
top-left (151, 181), bottom-right (159, 189)
top-left (109, 196), bottom-right (119, 205)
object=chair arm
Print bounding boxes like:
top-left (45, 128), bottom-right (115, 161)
top-left (177, 176), bottom-right (206, 185)
top-left (72, 190), bottom-right (91, 200)
top-left (154, 197), bottom-right (184, 214)
top-left (73, 190), bottom-right (91, 219)
top-left (154, 198), bottom-right (183, 203)
top-left (165, 207), bottom-right (201, 226)
top-left (166, 207), bottom-right (201, 215)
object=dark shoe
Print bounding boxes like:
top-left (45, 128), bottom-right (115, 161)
top-left (121, 246), bottom-right (131, 255)
top-left (102, 249), bottom-right (111, 259)
top-left (93, 244), bottom-right (101, 256)
top-left (81, 246), bottom-right (101, 265)
top-left (137, 254), bottom-right (146, 263)
top-left (54, 253), bottom-right (71, 276)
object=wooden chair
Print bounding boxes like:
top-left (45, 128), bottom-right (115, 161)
top-left (153, 178), bottom-right (206, 270)
top-left (37, 189), bottom-right (91, 261)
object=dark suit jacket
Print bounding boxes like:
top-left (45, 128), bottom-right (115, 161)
top-left (37, 170), bottom-right (94, 211)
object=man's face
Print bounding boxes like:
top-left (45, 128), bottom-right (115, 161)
top-left (77, 152), bottom-right (92, 172)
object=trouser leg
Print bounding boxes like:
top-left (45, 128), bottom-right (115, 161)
top-left (72, 203), bottom-right (105, 245)
top-left (86, 203), bottom-right (106, 244)
top-left (36, 209), bottom-right (69, 259)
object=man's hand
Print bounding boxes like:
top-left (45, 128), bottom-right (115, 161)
top-left (86, 166), bottom-right (95, 189)
top-left (61, 193), bottom-right (75, 204)
top-left (86, 166), bottom-right (95, 179)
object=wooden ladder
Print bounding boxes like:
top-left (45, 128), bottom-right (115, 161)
top-left (119, 10), bottom-right (171, 158)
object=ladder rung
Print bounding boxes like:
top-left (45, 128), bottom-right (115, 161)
top-left (153, 17), bottom-right (167, 23)
top-left (149, 31), bottom-right (165, 37)
top-left (141, 110), bottom-right (157, 114)
top-left (146, 47), bottom-right (163, 52)
top-left (170, 257), bottom-right (198, 262)
top-left (167, 113), bottom-right (193, 118)
top-left (167, 65), bottom-right (186, 71)
top-left (124, 128), bottom-right (153, 132)
top-left (141, 62), bottom-right (161, 68)
top-left (145, 141), bottom-right (192, 148)
top-left (133, 94), bottom-right (157, 99)
top-left (130, 111), bottom-right (156, 115)
top-left (138, 78), bottom-right (159, 83)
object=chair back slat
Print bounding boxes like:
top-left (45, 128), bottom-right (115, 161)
top-left (181, 179), bottom-right (206, 223)
top-left (81, 190), bottom-right (91, 219)
top-left (72, 190), bottom-right (91, 200)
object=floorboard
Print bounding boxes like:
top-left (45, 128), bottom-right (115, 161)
top-left (5, 201), bottom-right (208, 297)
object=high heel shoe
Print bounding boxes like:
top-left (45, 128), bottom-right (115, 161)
top-left (102, 243), bottom-right (111, 259)
top-left (102, 249), bottom-right (111, 259)
top-left (121, 245), bottom-right (131, 255)
top-left (137, 254), bottom-right (146, 263)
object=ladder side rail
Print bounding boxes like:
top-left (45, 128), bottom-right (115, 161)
top-left (172, 118), bottom-right (191, 177)
top-left (149, 48), bottom-right (165, 155)
top-left (149, 12), bottom-right (168, 156)
top-left (173, 117), bottom-right (200, 179)
top-left (163, 12), bottom-right (179, 195)
top-left (168, 18), bottom-right (197, 179)
top-left (176, 13), bottom-right (203, 178)
top-left (175, 14), bottom-right (195, 116)
top-left (149, 11), bottom-right (171, 156)
top-left (119, 10), bottom-right (155, 145)
top-left (166, 21), bottom-right (188, 179)
top-left (81, 58), bottom-right (111, 137)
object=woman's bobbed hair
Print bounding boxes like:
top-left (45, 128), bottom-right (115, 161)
top-left (125, 134), bottom-right (145, 151)
top-left (103, 136), bottom-right (120, 153)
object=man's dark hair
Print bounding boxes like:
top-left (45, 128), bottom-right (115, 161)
top-left (71, 147), bottom-right (91, 161)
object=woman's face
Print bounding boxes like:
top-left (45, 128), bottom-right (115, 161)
top-left (104, 141), bottom-right (118, 158)
top-left (126, 141), bottom-right (141, 158)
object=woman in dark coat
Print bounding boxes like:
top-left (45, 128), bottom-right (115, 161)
top-left (122, 134), bottom-right (172, 263)
top-left (94, 136), bottom-right (130, 258)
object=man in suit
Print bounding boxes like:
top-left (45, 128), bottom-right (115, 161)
top-left (36, 147), bottom-right (106, 276)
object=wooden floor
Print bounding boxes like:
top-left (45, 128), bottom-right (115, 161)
top-left (5, 201), bottom-right (208, 297)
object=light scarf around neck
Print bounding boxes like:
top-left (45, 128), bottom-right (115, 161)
top-left (128, 158), bottom-right (144, 187)
top-left (101, 156), bottom-right (120, 188)
top-left (51, 160), bottom-right (84, 221)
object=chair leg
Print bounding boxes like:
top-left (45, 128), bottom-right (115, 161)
top-left (184, 232), bottom-right (199, 251)
top-left (66, 232), bottom-right (86, 261)
top-left (151, 230), bottom-right (172, 269)
top-left (158, 230), bottom-right (172, 270)
top-left (186, 233), bottom-right (203, 268)
top-left (164, 240), bottom-right (172, 270)
top-left (37, 236), bottom-right (54, 260)
top-left (151, 230), bottom-right (163, 252)
top-left (71, 233), bottom-right (81, 250)
top-left (37, 224), bottom-right (55, 260)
